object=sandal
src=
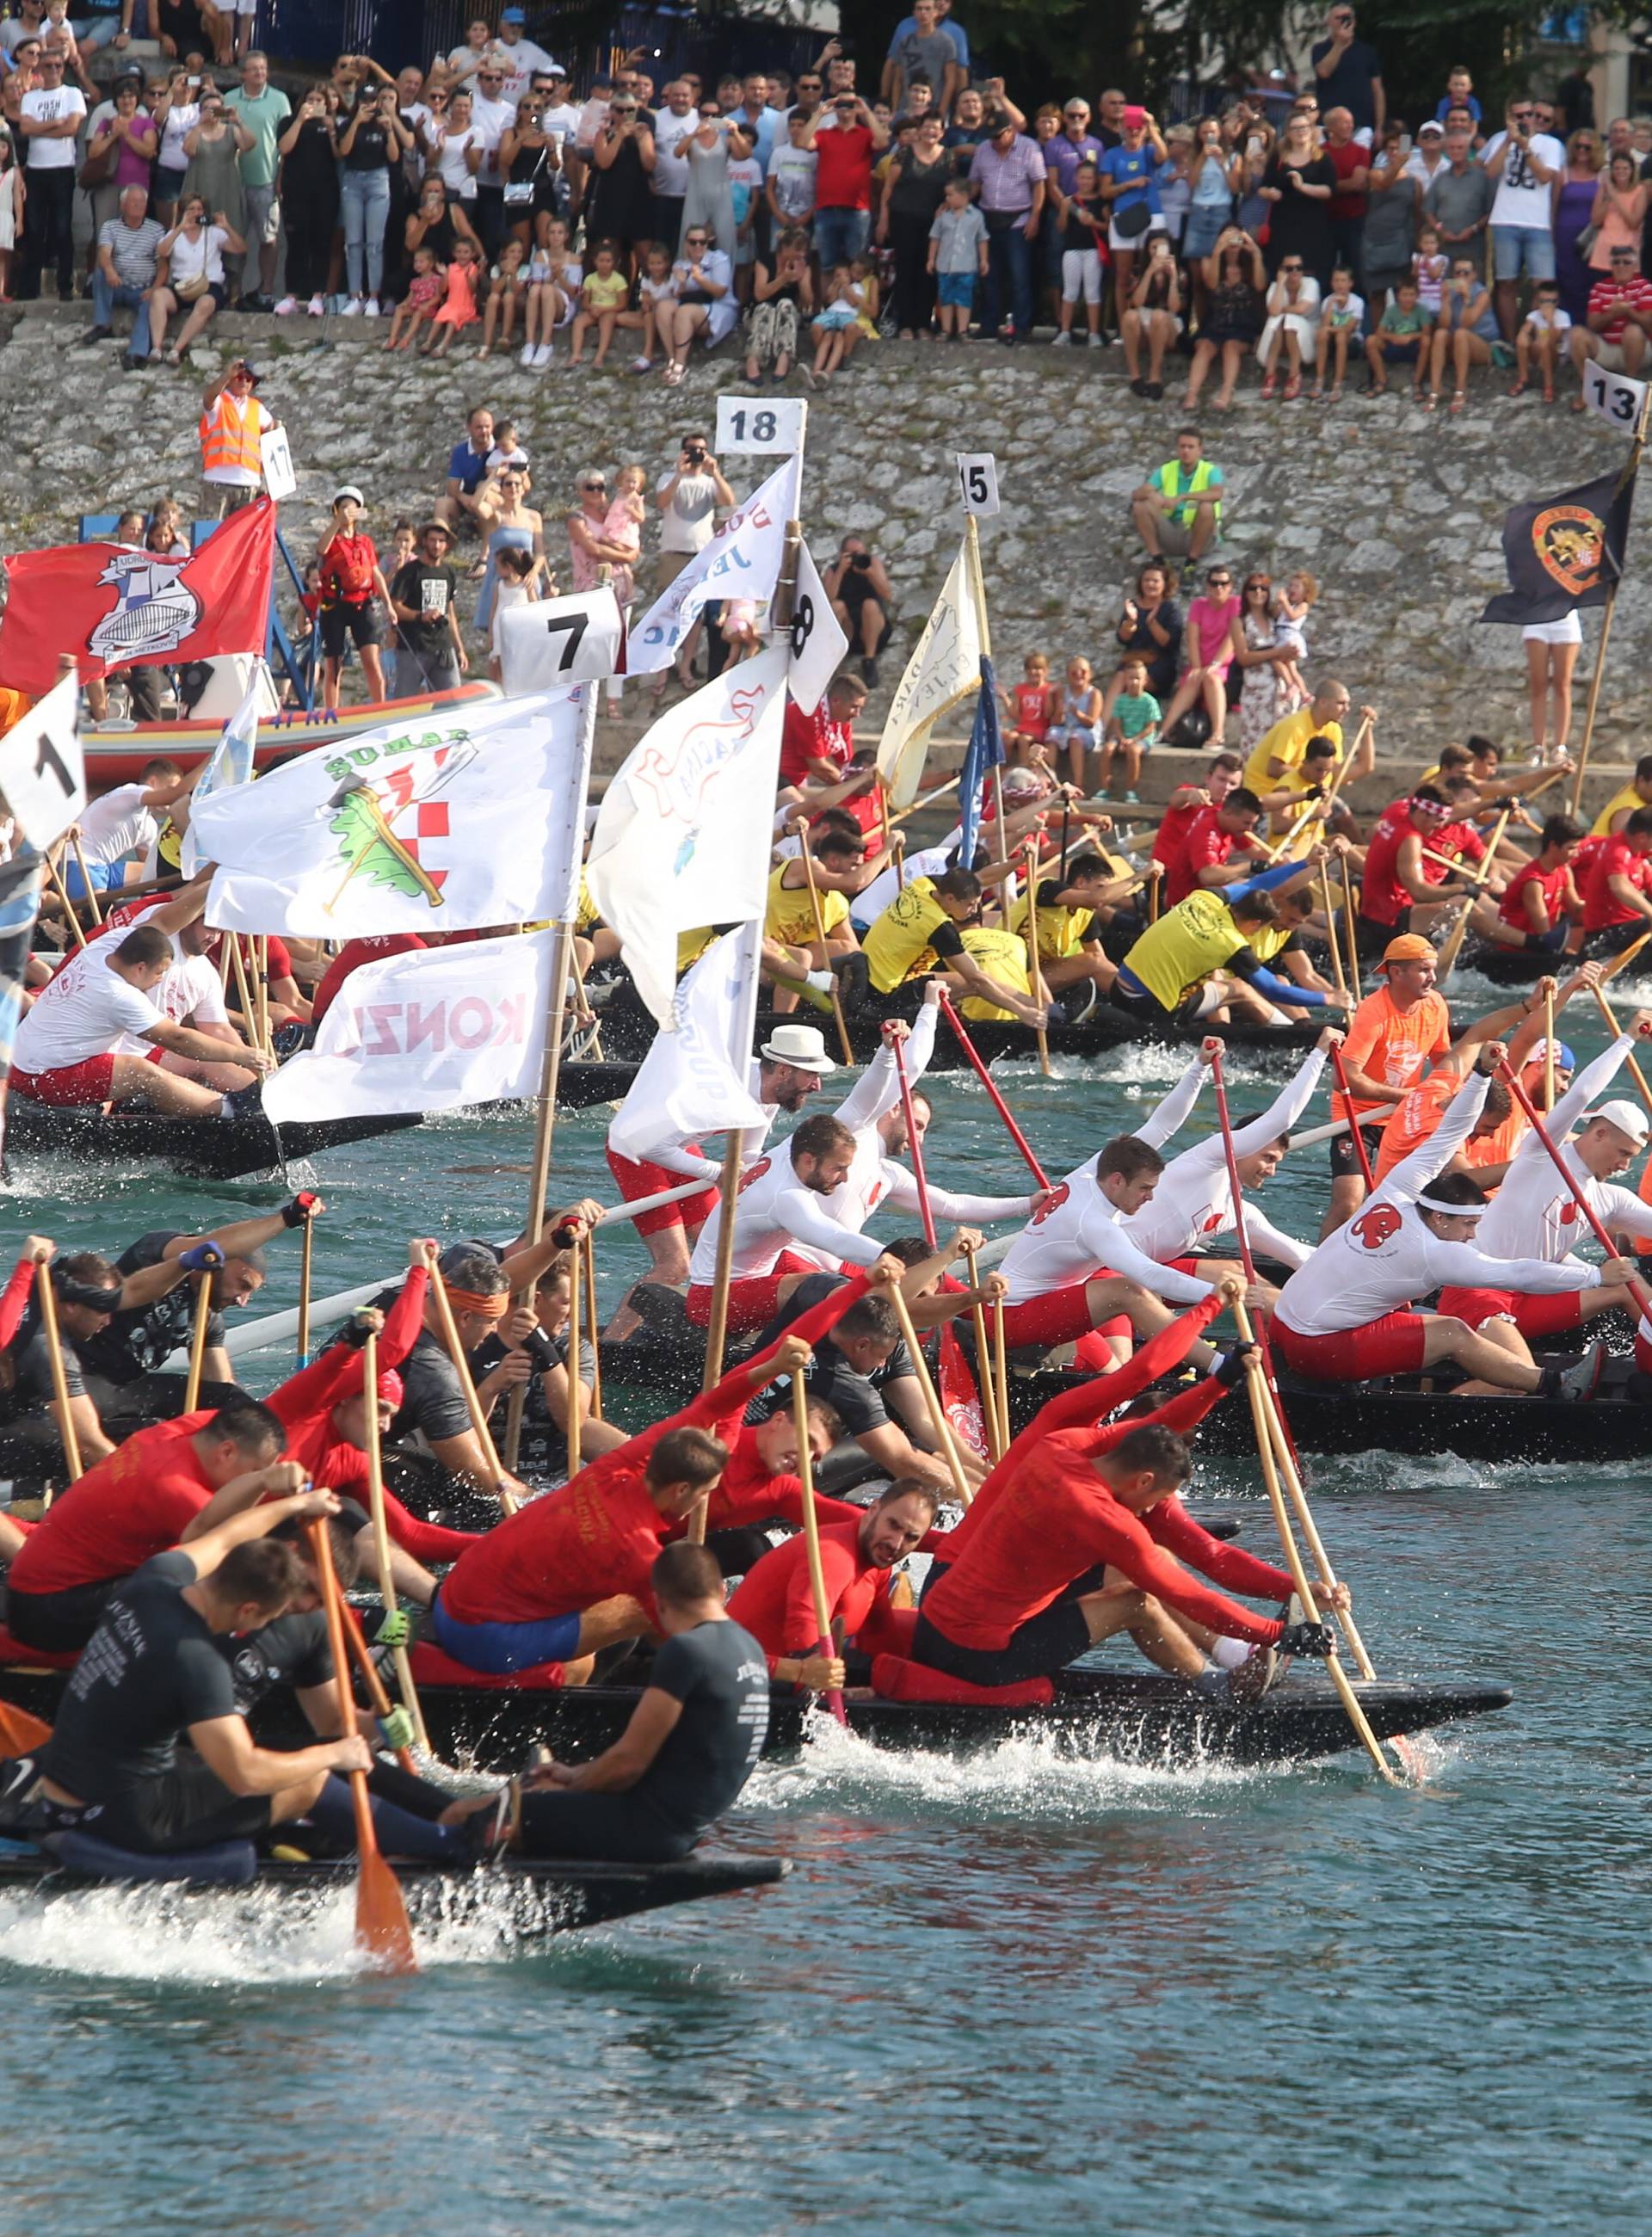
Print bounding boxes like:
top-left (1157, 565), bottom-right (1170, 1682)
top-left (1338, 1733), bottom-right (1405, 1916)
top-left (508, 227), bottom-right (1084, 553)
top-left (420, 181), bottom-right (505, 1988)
top-left (1509, 377), bottom-right (1528, 397)
top-left (1422, 392), bottom-right (1437, 410)
top-left (1328, 383), bottom-right (1342, 403)
top-left (662, 360), bottom-right (684, 386)
top-left (1450, 390), bottom-right (1466, 415)
top-left (1261, 373), bottom-right (1277, 400)
top-left (1282, 373), bottom-right (1301, 401)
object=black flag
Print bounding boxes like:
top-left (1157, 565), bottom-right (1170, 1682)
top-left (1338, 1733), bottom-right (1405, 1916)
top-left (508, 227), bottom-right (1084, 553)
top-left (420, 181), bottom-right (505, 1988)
top-left (1479, 463), bottom-right (1637, 625)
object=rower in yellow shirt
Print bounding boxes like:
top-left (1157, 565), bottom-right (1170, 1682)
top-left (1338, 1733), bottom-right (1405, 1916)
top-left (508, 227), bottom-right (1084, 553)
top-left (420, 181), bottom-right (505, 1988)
top-left (764, 819), bottom-right (882, 1012)
top-left (1591, 754), bottom-right (1652, 838)
top-left (854, 867), bottom-right (1051, 1028)
top-left (1005, 853), bottom-right (1129, 1006)
top-left (1242, 681), bottom-right (1374, 844)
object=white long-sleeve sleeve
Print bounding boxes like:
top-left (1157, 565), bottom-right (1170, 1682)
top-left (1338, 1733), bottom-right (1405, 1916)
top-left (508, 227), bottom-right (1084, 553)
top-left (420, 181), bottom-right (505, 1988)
top-left (832, 1002), bottom-right (940, 1137)
top-left (1237, 1203), bottom-right (1314, 1273)
top-left (649, 1143), bottom-right (722, 1180)
top-left (1383, 1067), bottom-right (1491, 1206)
top-left (1229, 1045), bottom-right (1328, 1157)
top-left (1137, 1058), bottom-right (1206, 1149)
top-left (1078, 1198), bottom-right (1214, 1303)
top-left (773, 1186), bottom-right (887, 1268)
top-left (1419, 1235), bottom-right (1601, 1295)
top-left (878, 1162), bottom-right (1035, 1225)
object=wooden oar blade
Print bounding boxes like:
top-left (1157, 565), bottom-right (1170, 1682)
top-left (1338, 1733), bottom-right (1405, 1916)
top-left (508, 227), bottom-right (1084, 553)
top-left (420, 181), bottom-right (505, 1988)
top-left (0, 1698), bottom-right (52, 1756)
top-left (355, 1846), bottom-right (420, 1975)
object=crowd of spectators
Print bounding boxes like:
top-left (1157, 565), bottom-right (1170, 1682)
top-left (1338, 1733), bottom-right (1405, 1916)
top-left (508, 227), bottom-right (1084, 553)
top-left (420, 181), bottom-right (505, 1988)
top-left (0, 2), bottom-right (1623, 404)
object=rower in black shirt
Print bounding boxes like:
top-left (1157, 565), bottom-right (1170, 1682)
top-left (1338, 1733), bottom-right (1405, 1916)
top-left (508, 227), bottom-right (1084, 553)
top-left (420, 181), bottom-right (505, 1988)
top-left (441, 1544), bottom-right (772, 1862)
top-left (0, 1251), bottom-right (126, 1472)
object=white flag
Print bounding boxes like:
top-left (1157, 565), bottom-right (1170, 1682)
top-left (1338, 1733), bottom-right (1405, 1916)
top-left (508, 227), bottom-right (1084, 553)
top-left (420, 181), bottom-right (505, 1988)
top-left (0, 674), bottom-right (85, 852)
top-left (786, 538), bottom-right (850, 716)
top-left (193, 690), bottom-right (590, 936)
top-left (262, 928), bottom-right (558, 1125)
top-left (607, 924), bottom-right (767, 1163)
top-left (586, 644), bottom-right (786, 1027)
top-left (627, 458), bottom-right (798, 675)
top-left (180, 669), bottom-right (262, 876)
top-left (875, 539), bottom-right (984, 806)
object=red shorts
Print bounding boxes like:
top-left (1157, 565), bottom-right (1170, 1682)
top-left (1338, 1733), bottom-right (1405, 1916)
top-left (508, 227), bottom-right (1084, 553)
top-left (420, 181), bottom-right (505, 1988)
top-left (1434, 1285), bottom-right (1585, 1338)
top-left (605, 1145), bottom-right (718, 1240)
top-left (9, 1053), bottom-right (119, 1106)
top-left (686, 1251), bottom-right (817, 1334)
top-left (1637, 1332), bottom-right (1652, 1376)
top-left (998, 1285), bottom-right (1108, 1350)
top-left (1273, 1310), bottom-right (1428, 1381)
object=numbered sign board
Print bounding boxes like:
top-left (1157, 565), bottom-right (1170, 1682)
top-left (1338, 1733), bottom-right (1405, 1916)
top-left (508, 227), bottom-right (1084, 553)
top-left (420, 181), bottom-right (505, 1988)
top-left (955, 452), bottom-right (1000, 516)
top-left (716, 396), bottom-right (806, 454)
top-left (260, 425), bottom-right (298, 501)
top-left (786, 540), bottom-right (850, 714)
top-left (0, 672), bottom-right (86, 850)
top-left (497, 585), bottom-right (625, 696)
top-left (1580, 363), bottom-right (1646, 435)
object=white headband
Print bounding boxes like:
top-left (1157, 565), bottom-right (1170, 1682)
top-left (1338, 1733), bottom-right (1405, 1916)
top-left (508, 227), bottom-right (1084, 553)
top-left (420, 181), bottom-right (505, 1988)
top-left (1416, 1189), bottom-right (1484, 1217)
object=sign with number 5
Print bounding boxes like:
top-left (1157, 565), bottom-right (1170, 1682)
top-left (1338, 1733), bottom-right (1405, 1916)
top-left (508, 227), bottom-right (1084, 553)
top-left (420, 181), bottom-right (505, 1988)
top-left (715, 396), bottom-right (806, 453)
top-left (1581, 364), bottom-right (1646, 435)
top-left (0, 672), bottom-right (86, 851)
top-left (496, 585), bottom-right (624, 696)
top-left (955, 453), bottom-right (1001, 516)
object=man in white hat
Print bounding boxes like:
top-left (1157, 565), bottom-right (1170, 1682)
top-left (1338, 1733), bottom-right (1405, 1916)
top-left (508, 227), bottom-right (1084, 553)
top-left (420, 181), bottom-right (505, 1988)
top-left (604, 1001), bottom-right (836, 1334)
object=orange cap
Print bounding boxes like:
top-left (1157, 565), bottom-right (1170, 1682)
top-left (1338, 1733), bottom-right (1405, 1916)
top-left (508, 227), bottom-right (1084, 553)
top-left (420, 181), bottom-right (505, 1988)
top-left (1379, 934), bottom-right (1435, 967)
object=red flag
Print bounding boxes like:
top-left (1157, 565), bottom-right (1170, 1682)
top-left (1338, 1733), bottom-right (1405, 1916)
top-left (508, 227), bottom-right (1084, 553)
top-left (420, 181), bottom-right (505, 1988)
top-left (0, 496), bottom-right (276, 695)
top-left (938, 1324), bottom-right (989, 1461)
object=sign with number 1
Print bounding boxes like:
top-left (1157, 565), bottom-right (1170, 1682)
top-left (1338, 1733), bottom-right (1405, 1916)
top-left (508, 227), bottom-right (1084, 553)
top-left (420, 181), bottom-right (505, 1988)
top-left (1581, 364), bottom-right (1646, 435)
top-left (0, 672), bottom-right (86, 851)
top-left (955, 453), bottom-right (1000, 515)
top-left (715, 396), bottom-right (806, 454)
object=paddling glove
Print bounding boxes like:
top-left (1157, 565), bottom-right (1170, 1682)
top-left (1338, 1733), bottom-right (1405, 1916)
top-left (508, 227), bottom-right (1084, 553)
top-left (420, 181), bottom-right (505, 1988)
top-left (375, 1610), bottom-right (412, 1650)
top-left (1213, 1343), bottom-right (1257, 1390)
top-left (178, 1242), bottom-right (225, 1273)
top-left (1278, 1621), bottom-right (1335, 1660)
top-left (376, 1707), bottom-right (416, 1753)
top-left (282, 1191), bottom-right (322, 1229)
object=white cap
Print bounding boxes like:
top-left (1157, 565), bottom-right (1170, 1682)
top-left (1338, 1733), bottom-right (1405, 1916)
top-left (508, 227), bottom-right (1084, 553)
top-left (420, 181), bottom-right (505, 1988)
top-left (1584, 1097), bottom-right (1649, 1145)
top-left (333, 484), bottom-right (365, 508)
top-left (759, 1023), bottom-right (836, 1075)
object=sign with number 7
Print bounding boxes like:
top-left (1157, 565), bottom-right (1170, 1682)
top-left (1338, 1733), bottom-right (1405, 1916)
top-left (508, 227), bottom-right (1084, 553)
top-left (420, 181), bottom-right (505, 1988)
top-left (955, 453), bottom-right (1001, 515)
top-left (496, 585), bottom-right (625, 695)
top-left (0, 672), bottom-right (86, 852)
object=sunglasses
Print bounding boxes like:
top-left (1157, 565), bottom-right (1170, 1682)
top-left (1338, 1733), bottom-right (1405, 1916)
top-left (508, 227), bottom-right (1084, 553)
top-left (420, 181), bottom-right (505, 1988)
top-left (1282, 261), bottom-right (1304, 271)
top-left (686, 234), bottom-right (710, 244)
top-left (582, 479), bottom-right (607, 490)
top-left (1207, 576), bottom-right (1232, 586)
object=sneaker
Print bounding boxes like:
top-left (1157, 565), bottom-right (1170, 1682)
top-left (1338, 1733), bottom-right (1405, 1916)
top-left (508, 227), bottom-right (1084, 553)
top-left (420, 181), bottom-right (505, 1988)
top-left (274, 295), bottom-right (298, 317)
top-left (1086, 331), bottom-right (1105, 349)
top-left (519, 341), bottom-right (537, 367)
top-left (1227, 1642), bottom-right (1286, 1700)
top-left (1051, 330), bottom-right (1073, 348)
top-left (860, 655), bottom-right (878, 687)
top-left (120, 350), bottom-right (151, 371)
top-left (629, 354), bottom-right (653, 374)
top-left (306, 294), bottom-right (325, 317)
top-left (342, 296), bottom-right (363, 317)
top-left (364, 297), bottom-right (380, 318)
top-left (239, 292), bottom-right (272, 314)
top-left (1556, 1341), bottom-right (1606, 1402)
top-left (1123, 790), bottom-right (1141, 804)
top-left (534, 342), bottom-right (555, 367)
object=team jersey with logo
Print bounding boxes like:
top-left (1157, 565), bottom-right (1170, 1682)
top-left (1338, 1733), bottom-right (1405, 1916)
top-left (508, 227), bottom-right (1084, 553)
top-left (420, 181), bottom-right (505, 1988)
top-left (1476, 1035), bottom-right (1652, 1261)
top-left (1120, 1047), bottom-right (1324, 1268)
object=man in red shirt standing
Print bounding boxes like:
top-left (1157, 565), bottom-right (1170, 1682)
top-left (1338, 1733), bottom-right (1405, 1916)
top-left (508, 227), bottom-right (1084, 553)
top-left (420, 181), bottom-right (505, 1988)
top-left (1581, 805), bottom-right (1652, 950)
top-left (803, 90), bottom-right (889, 269)
top-left (1569, 242), bottom-right (1652, 393)
top-left (317, 484), bottom-right (391, 713)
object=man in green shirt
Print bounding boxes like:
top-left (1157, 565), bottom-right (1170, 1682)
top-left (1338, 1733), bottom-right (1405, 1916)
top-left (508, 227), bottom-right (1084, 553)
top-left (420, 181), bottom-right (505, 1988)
top-left (223, 48), bottom-right (289, 311)
top-left (1129, 426), bottom-right (1224, 562)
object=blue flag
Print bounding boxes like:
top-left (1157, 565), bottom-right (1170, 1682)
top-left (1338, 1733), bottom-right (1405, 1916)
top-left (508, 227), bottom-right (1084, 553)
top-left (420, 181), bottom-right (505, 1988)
top-left (956, 655), bottom-right (1002, 870)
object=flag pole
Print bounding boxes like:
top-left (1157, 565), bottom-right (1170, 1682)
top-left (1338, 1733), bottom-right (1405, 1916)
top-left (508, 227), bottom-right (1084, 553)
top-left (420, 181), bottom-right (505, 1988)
top-left (502, 680), bottom-right (601, 1473)
top-left (1569, 382), bottom-right (1650, 817)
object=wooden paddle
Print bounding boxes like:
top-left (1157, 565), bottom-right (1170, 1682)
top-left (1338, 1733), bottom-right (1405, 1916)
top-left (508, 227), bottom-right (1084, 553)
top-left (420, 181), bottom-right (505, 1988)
top-left (885, 1280), bottom-right (974, 1507)
top-left (0, 1696), bottom-right (52, 1756)
top-left (1435, 806), bottom-right (1512, 982)
top-left (361, 1328), bottom-right (429, 1754)
top-left (306, 1519), bottom-right (420, 1974)
top-left (1021, 840), bottom-right (1054, 1080)
top-left (32, 1256), bottom-right (83, 1485)
top-left (792, 1375), bottom-right (848, 1727)
top-left (564, 1236), bottom-right (583, 1482)
top-left (182, 1271), bottom-right (213, 1412)
top-left (337, 1612), bottom-right (420, 1774)
top-left (792, 825), bottom-right (854, 1064)
top-left (1544, 982), bottom-right (1557, 1115)
top-left (582, 1230), bottom-right (602, 1422)
top-left (296, 1205), bottom-right (315, 1368)
top-left (1317, 865), bottom-right (1351, 1006)
top-left (1592, 983), bottom-right (1652, 1109)
top-left (423, 1245), bottom-right (519, 1514)
top-left (70, 836), bottom-right (103, 925)
top-left (935, 992), bottom-right (1051, 1186)
top-left (961, 1242), bottom-right (1002, 1464)
top-left (1230, 1303), bottom-right (1404, 1785)
top-left (990, 1293), bottom-right (1011, 1457)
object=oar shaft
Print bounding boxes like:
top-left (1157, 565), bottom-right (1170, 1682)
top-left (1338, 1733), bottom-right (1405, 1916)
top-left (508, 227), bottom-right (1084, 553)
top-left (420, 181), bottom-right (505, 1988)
top-left (936, 991), bottom-right (1050, 1186)
top-left (893, 1034), bottom-right (936, 1248)
top-left (962, 1242), bottom-right (1002, 1464)
top-left (793, 1374), bottom-right (848, 1726)
top-left (886, 1281), bottom-right (973, 1507)
top-left (1329, 1043), bottom-right (1377, 1190)
top-left (34, 1262), bottom-right (83, 1484)
top-left (308, 1520), bottom-right (383, 1859)
top-left (183, 1274), bottom-right (213, 1412)
top-left (1022, 842), bottom-right (1053, 1079)
top-left (296, 1211), bottom-right (314, 1368)
top-left (362, 1328), bottom-right (429, 1755)
top-left (991, 1294), bottom-right (1010, 1457)
top-left (583, 1229), bottom-right (602, 1420)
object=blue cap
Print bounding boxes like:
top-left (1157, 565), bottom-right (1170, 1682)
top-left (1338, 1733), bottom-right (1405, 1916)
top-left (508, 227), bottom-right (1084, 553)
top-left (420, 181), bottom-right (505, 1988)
top-left (501, 6), bottom-right (527, 18)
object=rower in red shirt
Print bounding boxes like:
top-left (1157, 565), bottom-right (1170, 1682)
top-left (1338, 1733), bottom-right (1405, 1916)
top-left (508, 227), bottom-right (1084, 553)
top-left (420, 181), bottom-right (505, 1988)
top-left (429, 1264), bottom-right (892, 1678)
top-left (1581, 808), bottom-right (1652, 952)
top-left (4, 1398), bottom-right (298, 1652)
top-left (690, 1392), bottom-right (864, 1554)
top-left (1167, 788), bottom-right (1267, 906)
top-left (727, 1482), bottom-right (938, 1692)
top-left (1478, 815), bottom-right (1583, 955)
top-left (1150, 754), bottom-right (1245, 897)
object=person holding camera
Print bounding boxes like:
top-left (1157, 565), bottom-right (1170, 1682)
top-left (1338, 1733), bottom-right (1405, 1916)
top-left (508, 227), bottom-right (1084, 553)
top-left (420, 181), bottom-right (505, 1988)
top-left (1483, 92), bottom-right (1563, 342)
top-left (823, 537), bottom-right (896, 687)
top-left (588, 85), bottom-right (656, 271)
top-left (337, 71), bottom-right (410, 315)
top-left (316, 485), bottom-right (391, 714)
top-left (1258, 109), bottom-right (1335, 280)
top-left (801, 87), bottom-right (887, 270)
top-left (651, 434), bottom-right (735, 696)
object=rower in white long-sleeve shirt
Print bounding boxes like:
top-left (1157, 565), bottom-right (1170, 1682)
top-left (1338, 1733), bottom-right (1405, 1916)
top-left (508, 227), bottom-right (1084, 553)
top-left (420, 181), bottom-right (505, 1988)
top-left (685, 994), bottom-right (1035, 1334)
top-left (1433, 1023), bottom-right (1652, 1342)
top-left (1273, 1039), bottom-right (1625, 1399)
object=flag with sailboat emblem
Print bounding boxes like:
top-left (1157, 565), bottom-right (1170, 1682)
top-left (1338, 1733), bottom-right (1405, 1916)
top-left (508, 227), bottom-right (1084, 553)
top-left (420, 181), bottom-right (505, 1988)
top-left (189, 691), bottom-right (589, 936)
top-left (586, 645), bottom-right (787, 1027)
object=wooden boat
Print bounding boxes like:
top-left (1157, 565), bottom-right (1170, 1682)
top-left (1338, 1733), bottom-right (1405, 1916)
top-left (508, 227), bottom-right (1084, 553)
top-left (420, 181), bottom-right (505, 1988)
top-left (1005, 1353), bottom-right (1652, 1464)
top-left (0, 1843), bottom-right (788, 1932)
top-left (2, 1099), bottom-right (422, 1180)
top-left (81, 683), bottom-right (502, 785)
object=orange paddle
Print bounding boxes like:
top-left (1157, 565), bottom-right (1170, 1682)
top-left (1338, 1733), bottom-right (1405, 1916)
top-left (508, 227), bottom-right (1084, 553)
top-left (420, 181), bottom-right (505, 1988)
top-left (306, 1520), bottom-right (419, 1975)
top-left (0, 1696), bottom-right (52, 1757)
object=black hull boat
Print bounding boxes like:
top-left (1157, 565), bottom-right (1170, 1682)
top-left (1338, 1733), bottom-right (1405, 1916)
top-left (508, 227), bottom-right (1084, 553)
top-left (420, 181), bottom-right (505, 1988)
top-left (2, 1101), bottom-right (422, 1180)
top-left (0, 1843), bottom-right (788, 1933)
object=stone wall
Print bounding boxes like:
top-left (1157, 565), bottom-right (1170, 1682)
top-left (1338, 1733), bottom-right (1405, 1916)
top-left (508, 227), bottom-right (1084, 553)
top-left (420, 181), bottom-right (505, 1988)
top-left (3, 303), bottom-right (1648, 806)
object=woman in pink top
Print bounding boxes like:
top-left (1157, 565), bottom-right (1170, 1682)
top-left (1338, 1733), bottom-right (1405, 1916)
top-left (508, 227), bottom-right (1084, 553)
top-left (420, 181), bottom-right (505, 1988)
top-left (1154, 560), bottom-right (1244, 747)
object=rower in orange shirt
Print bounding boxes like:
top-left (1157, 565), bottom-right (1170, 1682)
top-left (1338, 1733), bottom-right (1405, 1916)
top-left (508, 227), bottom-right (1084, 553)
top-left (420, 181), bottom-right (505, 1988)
top-left (1322, 934), bottom-right (1452, 1237)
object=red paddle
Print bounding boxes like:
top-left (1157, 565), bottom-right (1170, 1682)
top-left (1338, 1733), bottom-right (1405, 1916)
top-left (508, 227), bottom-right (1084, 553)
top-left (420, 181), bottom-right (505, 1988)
top-left (1328, 1042), bottom-right (1377, 1191)
top-left (935, 992), bottom-right (1051, 1187)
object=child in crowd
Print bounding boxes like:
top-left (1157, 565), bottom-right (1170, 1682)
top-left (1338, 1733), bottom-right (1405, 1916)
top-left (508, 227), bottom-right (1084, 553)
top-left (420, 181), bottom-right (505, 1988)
top-left (1047, 656), bottom-right (1105, 790)
top-left (847, 255), bottom-right (880, 349)
top-left (1312, 263), bottom-right (1365, 400)
top-left (485, 420), bottom-right (529, 474)
top-left (1054, 159), bottom-right (1106, 346)
top-left (623, 241), bottom-right (675, 373)
top-left (0, 128), bottom-right (22, 301)
top-left (385, 245), bottom-right (445, 350)
top-left (807, 264), bottom-right (864, 385)
top-left (478, 237), bottom-right (528, 359)
top-left (1411, 223), bottom-right (1448, 317)
top-left (424, 237), bottom-right (481, 356)
top-left (1100, 656), bottom-right (1160, 802)
top-left (1435, 65), bottom-right (1482, 128)
top-left (603, 462), bottom-right (648, 555)
top-left (729, 146), bottom-right (764, 299)
top-left (928, 175), bottom-right (987, 339)
top-left (1270, 572), bottom-right (1316, 704)
top-left (1513, 280), bottom-right (1570, 404)
top-left (1004, 651), bottom-right (1055, 764)
top-left (1365, 276), bottom-right (1431, 397)
top-left (488, 544), bottom-right (539, 681)
top-left (522, 219), bottom-right (580, 367)
top-left (568, 238), bottom-right (630, 369)
top-left (389, 520), bottom-right (417, 573)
